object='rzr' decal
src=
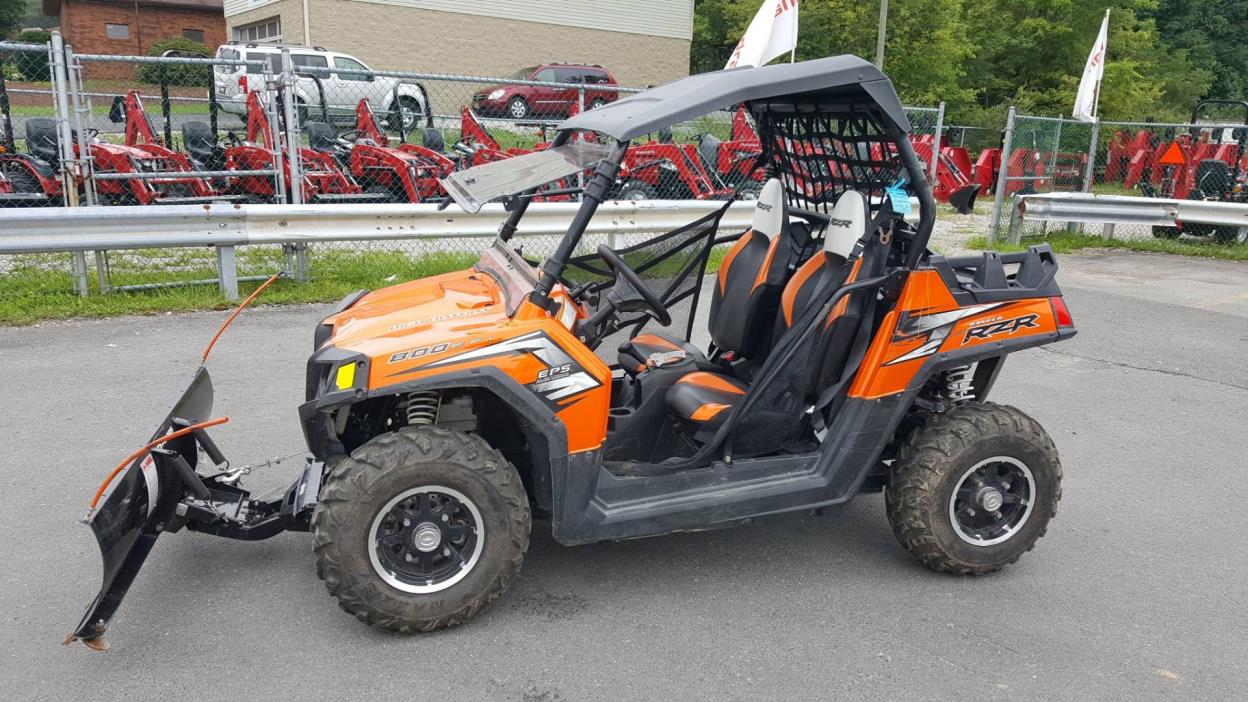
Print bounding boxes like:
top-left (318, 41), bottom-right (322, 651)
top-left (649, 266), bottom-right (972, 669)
top-left (885, 303), bottom-right (1006, 366)
top-left (963, 314), bottom-right (1039, 343)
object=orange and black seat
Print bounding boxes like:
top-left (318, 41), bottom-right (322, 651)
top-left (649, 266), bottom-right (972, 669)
top-left (617, 177), bottom-right (795, 376)
top-left (665, 190), bottom-right (873, 433)
top-left (665, 371), bottom-right (748, 428)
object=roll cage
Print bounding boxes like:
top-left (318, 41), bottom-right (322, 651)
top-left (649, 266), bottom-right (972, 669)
top-left (441, 55), bottom-right (936, 317)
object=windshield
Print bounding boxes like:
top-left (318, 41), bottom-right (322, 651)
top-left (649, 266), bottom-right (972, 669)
top-left (508, 66), bottom-right (539, 80)
top-left (440, 140), bottom-right (608, 213)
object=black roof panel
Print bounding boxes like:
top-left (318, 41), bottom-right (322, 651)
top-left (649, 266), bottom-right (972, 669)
top-left (559, 55), bottom-right (910, 140)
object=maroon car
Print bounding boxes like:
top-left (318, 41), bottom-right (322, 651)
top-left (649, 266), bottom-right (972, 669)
top-left (473, 64), bottom-right (619, 120)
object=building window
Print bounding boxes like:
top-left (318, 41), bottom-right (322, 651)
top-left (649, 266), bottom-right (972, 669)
top-left (182, 29), bottom-right (205, 44)
top-left (105, 23), bottom-right (130, 40)
top-left (232, 18), bottom-right (281, 43)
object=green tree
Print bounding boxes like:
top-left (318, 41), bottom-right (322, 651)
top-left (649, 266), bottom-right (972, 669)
top-left (136, 36), bottom-right (212, 87)
top-left (0, 0), bottom-right (25, 38)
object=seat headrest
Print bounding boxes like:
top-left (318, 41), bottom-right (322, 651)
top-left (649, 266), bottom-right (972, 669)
top-left (751, 178), bottom-right (784, 239)
top-left (824, 190), bottom-right (869, 259)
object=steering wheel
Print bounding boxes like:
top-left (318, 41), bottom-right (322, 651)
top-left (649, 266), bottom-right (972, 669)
top-left (596, 245), bottom-right (671, 326)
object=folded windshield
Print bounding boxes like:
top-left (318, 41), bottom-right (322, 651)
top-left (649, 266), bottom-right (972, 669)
top-left (440, 141), bottom-right (609, 213)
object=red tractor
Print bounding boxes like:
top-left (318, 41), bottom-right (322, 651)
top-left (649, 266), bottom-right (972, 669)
top-left (104, 91), bottom-right (240, 205)
top-left (217, 90), bottom-right (381, 203)
top-left (692, 105), bottom-right (766, 197)
top-left (614, 128), bottom-right (736, 201)
top-left (304, 99), bottom-right (454, 203)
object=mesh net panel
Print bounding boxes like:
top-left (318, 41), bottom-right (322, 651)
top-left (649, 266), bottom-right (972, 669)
top-left (564, 205), bottom-right (728, 364)
top-left (755, 105), bottom-right (903, 217)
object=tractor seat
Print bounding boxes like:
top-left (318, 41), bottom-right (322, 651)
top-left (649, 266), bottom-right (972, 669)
top-left (26, 118), bottom-right (61, 164)
top-left (617, 177), bottom-right (796, 378)
top-left (306, 122), bottom-right (338, 153)
top-left (182, 121), bottom-right (220, 166)
top-left (665, 189), bottom-right (872, 435)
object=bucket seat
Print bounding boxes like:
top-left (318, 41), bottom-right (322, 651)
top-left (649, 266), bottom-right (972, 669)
top-left (617, 178), bottom-right (798, 376)
top-left (664, 190), bottom-right (876, 433)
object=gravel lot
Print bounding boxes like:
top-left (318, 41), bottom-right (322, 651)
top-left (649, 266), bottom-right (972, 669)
top-left (0, 250), bottom-right (1245, 701)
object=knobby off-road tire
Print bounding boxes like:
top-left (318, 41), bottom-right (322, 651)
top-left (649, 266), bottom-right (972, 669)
top-left (312, 426), bottom-right (531, 632)
top-left (885, 402), bottom-right (1062, 575)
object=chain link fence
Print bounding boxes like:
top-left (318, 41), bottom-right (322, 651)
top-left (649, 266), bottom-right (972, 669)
top-left (987, 106), bottom-right (1248, 246)
top-left (0, 33), bottom-right (956, 305)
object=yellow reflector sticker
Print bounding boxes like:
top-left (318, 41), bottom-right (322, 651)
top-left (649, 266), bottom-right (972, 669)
top-left (335, 363), bottom-right (356, 390)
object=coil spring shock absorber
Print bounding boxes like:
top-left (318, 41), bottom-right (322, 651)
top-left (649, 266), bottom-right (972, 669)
top-left (405, 391), bottom-right (440, 425)
top-left (944, 363), bottom-right (977, 405)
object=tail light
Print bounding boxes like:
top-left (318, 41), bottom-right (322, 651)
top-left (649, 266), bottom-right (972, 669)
top-left (1049, 296), bottom-right (1073, 327)
top-left (238, 75), bottom-right (249, 93)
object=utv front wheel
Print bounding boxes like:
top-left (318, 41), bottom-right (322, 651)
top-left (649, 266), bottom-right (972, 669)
top-left (312, 426), bottom-right (530, 632)
top-left (885, 402), bottom-right (1061, 574)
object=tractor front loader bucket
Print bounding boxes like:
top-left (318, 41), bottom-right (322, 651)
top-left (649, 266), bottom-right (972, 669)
top-left (947, 183), bottom-right (979, 215)
top-left (67, 365), bottom-right (320, 650)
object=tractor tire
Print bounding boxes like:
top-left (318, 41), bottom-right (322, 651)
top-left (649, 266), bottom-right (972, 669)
top-left (312, 426), bottom-right (530, 633)
top-left (588, 98), bottom-right (608, 111)
top-left (1152, 225), bottom-right (1180, 239)
top-left (614, 179), bottom-right (657, 201)
top-left (507, 97), bottom-right (530, 120)
top-left (885, 402), bottom-right (1062, 575)
top-left (388, 96), bottom-right (425, 132)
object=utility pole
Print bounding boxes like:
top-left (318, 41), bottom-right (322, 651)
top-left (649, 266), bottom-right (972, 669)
top-left (875, 0), bottom-right (889, 68)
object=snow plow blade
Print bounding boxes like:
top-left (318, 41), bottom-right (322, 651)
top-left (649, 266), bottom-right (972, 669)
top-left (67, 366), bottom-right (319, 649)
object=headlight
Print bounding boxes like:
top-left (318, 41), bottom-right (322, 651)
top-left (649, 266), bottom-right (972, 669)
top-left (488, 89), bottom-right (505, 100)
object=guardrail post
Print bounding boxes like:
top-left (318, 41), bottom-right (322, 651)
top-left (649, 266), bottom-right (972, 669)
top-left (94, 251), bottom-right (110, 293)
top-left (930, 101), bottom-right (945, 184)
top-left (987, 106), bottom-right (1017, 245)
top-left (1006, 194), bottom-right (1024, 245)
top-left (71, 251), bottom-right (89, 296)
top-left (216, 245), bottom-right (239, 300)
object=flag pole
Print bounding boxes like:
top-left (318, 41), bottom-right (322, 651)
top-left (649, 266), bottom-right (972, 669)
top-left (790, 0), bottom-right (799, 63)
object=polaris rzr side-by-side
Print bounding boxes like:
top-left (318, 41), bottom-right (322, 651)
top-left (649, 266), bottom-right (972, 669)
top-left (68, 56), bottom-right (1076, 649)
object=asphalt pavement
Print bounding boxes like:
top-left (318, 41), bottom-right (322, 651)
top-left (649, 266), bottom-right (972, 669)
top-left (0, 250), bottom-right (1245, 700)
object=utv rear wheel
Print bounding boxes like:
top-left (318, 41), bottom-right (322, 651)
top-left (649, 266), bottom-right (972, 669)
top-left (885, 402), bottom-right (1061, 575)
top-left (312, 426), bottom-right (530, 632)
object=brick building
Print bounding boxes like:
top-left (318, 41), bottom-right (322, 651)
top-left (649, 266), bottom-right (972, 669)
top-left (224, 0), bottom-right (692, 88)
top-left (44, 0), bottom-right (227, 79)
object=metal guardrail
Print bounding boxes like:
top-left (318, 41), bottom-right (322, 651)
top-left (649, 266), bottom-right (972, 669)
top-left (0, 200), bottom-right (753, 299)
top-left (1007, 192), bottom-right (1248, 243)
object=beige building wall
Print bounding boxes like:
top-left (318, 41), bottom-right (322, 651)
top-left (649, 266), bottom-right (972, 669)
top-left (226, 1), bottom-right (689, 87)
top-left (227, 0), bottom-right (307, 44)
top-left (225, 0), bottom-right (690, 120)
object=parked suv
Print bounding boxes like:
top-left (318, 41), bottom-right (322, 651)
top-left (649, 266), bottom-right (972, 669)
top-left (473, 64), bottom-right (619, 120)
top-left (214, 43), bottom-right (430, 130)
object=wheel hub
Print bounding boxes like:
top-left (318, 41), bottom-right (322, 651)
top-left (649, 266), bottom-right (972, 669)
top-left (948, 457), bottom-right (1036, 546)
top-left (976, 486), bottom-right (1004, 512)
top-left (412, 522), bottom-right (441, 552)
top-left (368, 485), bottom-right (484, 594)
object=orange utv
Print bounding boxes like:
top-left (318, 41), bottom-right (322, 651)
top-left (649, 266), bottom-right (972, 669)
top-left (69, 56), bottom-right (1076, 648)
